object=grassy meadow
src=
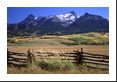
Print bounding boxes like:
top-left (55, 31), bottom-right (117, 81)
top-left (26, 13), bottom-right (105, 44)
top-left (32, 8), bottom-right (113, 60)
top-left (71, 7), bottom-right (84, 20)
top-left (8, 32), bottom-right (109, 46)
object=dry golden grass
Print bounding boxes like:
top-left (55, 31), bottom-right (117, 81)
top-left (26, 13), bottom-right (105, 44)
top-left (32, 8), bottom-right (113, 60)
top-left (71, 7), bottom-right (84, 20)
top-left (7, 64), bottom-right (109, 74)
top-left (8, 45), bottom-right (109, 55)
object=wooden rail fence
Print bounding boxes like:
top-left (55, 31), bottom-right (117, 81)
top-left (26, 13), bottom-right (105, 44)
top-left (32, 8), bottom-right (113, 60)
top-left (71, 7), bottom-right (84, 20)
top-left (7, 48), bottom-right (109, 69)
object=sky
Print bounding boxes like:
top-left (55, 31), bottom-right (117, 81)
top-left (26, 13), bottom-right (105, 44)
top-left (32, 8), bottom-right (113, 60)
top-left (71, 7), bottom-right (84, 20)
top-left (7, 7), bottom-right (109, 23)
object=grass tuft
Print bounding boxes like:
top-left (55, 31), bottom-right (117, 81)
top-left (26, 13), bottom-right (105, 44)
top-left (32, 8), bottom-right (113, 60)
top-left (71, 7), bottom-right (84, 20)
top-left (36, 60), bottom-right (76, 71)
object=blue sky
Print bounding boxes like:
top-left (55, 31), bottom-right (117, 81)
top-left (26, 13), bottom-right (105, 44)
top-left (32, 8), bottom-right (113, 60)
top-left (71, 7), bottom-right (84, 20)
top-left (7, 7), bottom-right (109, 23)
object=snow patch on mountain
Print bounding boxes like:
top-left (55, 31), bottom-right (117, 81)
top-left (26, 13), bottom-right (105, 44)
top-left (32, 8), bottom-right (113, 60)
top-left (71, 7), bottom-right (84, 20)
top-left (48, 11), bottom-right (81, 27)
top-left (56, 12), bottom-right (80, 22)
top-left (35, 17), bottom-right (38, 20)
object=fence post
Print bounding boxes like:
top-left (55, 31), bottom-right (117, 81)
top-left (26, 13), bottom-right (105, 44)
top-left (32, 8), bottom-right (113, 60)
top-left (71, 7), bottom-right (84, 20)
top-left (80, 48), bottom-right (83, 64)
top-left (81, 48), bottom-right (83, 54)
top-left (77, 48), bottom-right (83, 64)
top-left (27, 48), bottom-right (36, 64)
top-left (32, 49), bottom-right (36, 62)
top-left (27, 48), bottom-right (32, 64)
top-left (76, 49), bottom-right (80, 63)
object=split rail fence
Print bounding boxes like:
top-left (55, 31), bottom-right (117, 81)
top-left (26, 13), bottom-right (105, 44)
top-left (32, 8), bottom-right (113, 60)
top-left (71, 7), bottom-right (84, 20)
top-left (7, 48), bottom-right (109, 69)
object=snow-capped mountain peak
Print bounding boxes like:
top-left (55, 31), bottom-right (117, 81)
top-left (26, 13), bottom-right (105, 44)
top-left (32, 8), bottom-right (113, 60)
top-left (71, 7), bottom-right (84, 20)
top-left (55, 11), bottom-right (80, 22)
top-left (37, 11), bottom-right (81, 27)
top-left (35, 17), bottom-right (38, 20)
top-left (19, 11), bottom-right (81, 27)
top-left (47, 11), bottom-right (81, 27)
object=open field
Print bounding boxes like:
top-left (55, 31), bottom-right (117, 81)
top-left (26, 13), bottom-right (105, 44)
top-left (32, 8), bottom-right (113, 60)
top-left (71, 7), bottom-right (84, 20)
top-left (8, 32), bottom-right (109, 55)
top-left (7, 32), bottom-right (109, 74)
top-left (8, 45), bottom-right (109, 55)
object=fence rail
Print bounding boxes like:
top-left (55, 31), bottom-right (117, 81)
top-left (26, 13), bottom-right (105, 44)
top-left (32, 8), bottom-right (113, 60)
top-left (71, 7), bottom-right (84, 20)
top-left (7, 48), bottom-right (109, 69)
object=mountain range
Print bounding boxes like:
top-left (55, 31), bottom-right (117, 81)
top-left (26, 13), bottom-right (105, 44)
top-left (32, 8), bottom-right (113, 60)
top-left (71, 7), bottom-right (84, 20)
top-left (7, 11), bottom-right (109, 36)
